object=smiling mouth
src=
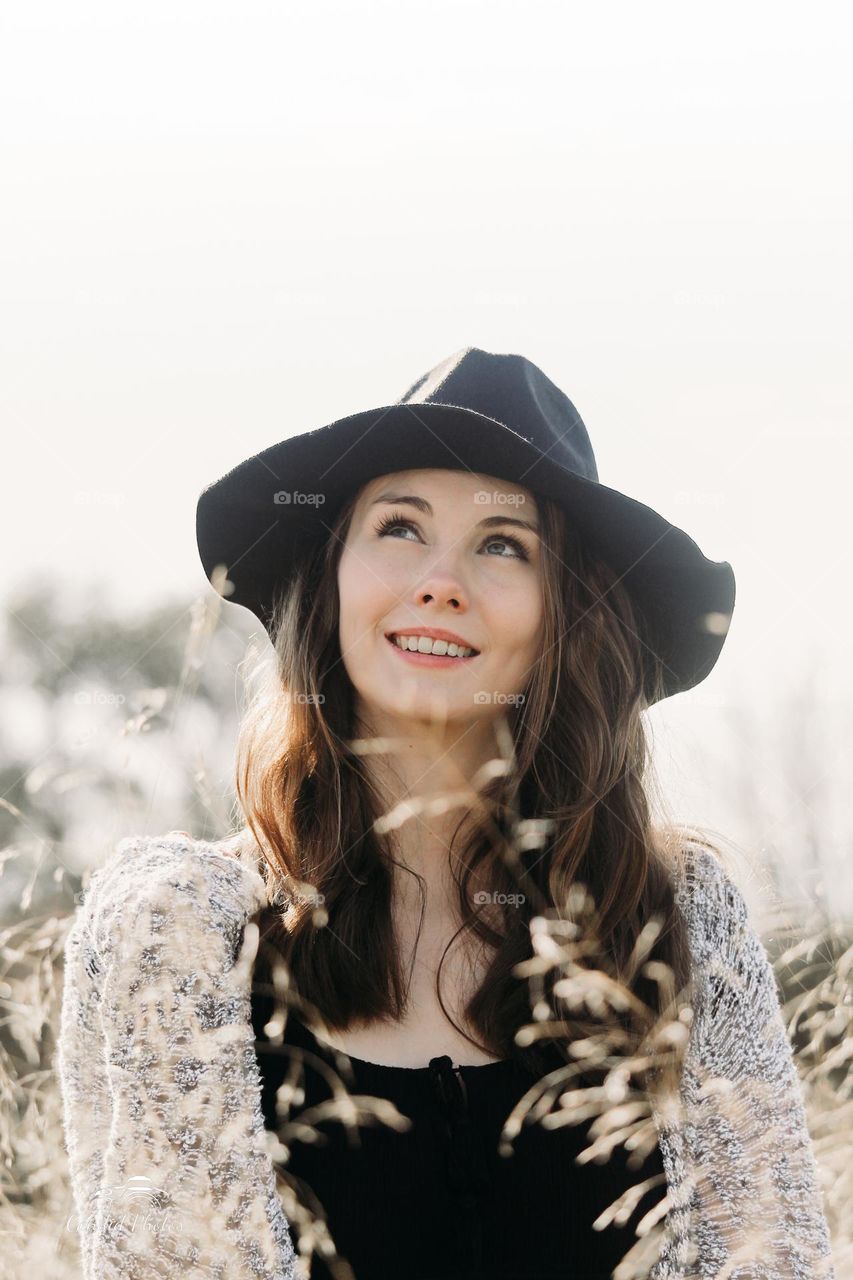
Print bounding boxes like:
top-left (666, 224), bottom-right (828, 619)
top-left (384, 634), bottom-right (480, 660)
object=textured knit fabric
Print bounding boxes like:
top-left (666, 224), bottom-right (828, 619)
top-left (252, 1001), bottom-right (669, 1279)
top-left (57, 833), bottom-right (836, 1279)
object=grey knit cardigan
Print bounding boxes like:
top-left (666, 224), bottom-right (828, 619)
top-left (57, 834), bottom-right (836, 1279)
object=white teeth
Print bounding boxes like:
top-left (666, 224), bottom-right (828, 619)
top-left (391, 634), bottom-right (475, 658)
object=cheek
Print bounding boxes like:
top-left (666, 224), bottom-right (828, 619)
top-left (337, 549), bottom-right (396, 639)
top-left (491, 575), bottom-right (542, 631)
top-left (336, 558), bottom-right (364, 647)
top-left (500, 581), bottom-right (543, 666)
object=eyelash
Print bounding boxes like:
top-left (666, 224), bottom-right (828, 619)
top-left (374, 511), bottom-right (531, 562)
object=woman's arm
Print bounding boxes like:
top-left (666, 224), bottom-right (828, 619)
top-left (678, 846), bottom-right (836, 1280)
top-left (57, 834), bottom-right (297, 1278)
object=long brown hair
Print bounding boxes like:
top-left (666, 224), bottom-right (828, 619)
top-left (232, 482), bottom-right (714, 1081)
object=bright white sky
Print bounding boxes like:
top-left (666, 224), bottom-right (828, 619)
top-left (1, 1), bottom-right (851, 906)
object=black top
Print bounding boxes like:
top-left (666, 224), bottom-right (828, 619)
top-left (251, 990), bottom-right (667, 1280)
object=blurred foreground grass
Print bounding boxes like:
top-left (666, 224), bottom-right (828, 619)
top-left (0, 580), bottom-right (849, 1276)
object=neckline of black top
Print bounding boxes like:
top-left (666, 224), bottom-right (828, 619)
top-left (284, 1010), bottom-right (517, 1078)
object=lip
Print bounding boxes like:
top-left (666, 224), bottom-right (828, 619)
top-left (384, 633), bottom-right (479, 667)
top-left (384, 627), bottom-right (480, 653)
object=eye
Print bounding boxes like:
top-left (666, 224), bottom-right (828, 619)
top-left (374, 511), bottom-right (530, 562)
top-left (374, 512), bottom-right (420, 543)
top-left (482, 533), bottom-right (529, 561)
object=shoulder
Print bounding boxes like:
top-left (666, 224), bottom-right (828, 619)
top-left (671, 837), bottom-right (784, 1025)
top-left (670, 838), bottom-right (751, 967)
top-left (76, 831), bottom-right (270, 964)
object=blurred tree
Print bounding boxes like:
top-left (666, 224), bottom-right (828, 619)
top-left (0, 576), bottom-right (262, 923)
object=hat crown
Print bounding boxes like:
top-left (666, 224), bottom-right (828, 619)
top-left (397, 346), bottom-right (600, 484)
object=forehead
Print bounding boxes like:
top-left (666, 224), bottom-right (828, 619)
top-left (356, 468), bottom-right (538, 510)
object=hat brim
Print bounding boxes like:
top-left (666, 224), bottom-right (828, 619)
top-left (196, 401), bottom-right (735, 702)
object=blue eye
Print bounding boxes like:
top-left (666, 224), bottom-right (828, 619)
top-left (374, 511), bottom-right (530, 562)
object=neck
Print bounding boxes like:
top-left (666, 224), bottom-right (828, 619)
top-left (353, 709), bottom-right (502, 916)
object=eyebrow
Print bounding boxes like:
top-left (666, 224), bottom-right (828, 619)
top-left (369, 492), bottom-right (540, 537)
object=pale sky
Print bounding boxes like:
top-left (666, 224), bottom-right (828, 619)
top-left (2, 1), bottom-right (851, 907)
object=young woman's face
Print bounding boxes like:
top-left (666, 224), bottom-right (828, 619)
top-left (337, 468), bottom-right (545, 729)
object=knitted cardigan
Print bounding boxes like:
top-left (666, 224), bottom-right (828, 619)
top-left (57, 834), bottom-right (836, 1279)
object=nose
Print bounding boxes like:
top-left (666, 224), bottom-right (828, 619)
top-left (415, 570), bottom-right (468, 611)
top-left (420, 588), bottom-right (461, 608)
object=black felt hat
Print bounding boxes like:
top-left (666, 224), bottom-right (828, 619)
top-left (196, 346), bottom-right (735, 703)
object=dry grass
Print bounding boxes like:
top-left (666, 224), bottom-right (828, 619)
top-left (0, 866), bottom-right (846, 1280)
top-left (0, 592), bottom-right (847, 1278)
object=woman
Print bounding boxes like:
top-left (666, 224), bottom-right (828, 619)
top-left (58, 348), bottom-right (835, 1279)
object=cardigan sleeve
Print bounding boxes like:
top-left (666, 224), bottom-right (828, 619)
top-left (676, 847), bottom-right (836, 1280)
top-left (57, 834), bottom-right (297, 1279)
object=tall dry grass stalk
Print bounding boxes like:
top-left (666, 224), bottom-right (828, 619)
top-left (0, 867), bottom-right (847, 1277)
top-left (1, 591), bottom-right (846, 1279)
top-left (1, 826), bottom-right (848, 1278)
